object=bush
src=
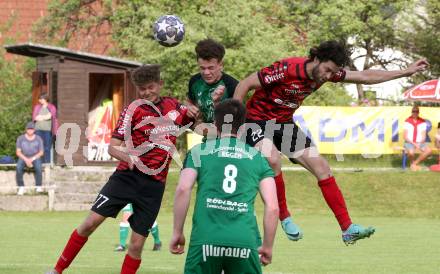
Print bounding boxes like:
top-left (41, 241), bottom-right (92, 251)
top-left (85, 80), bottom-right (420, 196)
top-left (0, 49), bottom-right (34, 158)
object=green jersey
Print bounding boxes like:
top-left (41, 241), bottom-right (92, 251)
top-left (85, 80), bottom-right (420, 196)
top-left (183, 137), bottom-right (274, 249)
top-left (187, 73), bottom-right (238, 123)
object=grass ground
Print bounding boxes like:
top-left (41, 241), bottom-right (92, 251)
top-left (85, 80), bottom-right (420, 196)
top-left (1, 169), bottom-right (439, 274)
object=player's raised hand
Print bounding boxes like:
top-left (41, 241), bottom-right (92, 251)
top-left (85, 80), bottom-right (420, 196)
top-left (405, 58), bottom-right (429, 75)
top-left (169, 233), bottom-right (185, 255)
top-left (258, 246), bottom-right (272, 266)
top-left (212, 85), bottom-right (225, 104)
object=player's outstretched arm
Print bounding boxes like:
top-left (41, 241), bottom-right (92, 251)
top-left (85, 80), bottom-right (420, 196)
top-left (344, 58), bottom-right (429, 85)
top-left (258, 177), bottom-right (279, 266)
top-left (233, 72), bottom-right (261, 103)
top-left (170, 168), bottom-right (197, 255)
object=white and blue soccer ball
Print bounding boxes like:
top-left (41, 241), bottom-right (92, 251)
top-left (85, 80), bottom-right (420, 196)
top-left (153, 15), bottom-right (185, 47)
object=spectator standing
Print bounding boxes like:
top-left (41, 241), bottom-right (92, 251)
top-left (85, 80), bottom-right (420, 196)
top-left (32, 93), bottom-right (58, 163)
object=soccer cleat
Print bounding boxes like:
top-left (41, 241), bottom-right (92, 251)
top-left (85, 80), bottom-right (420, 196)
top-left (281, 217), bottom-right (303, 241)
top-left (45, 269), bottom-right (59, 274)
top-left (114, 245), bottom-right (126, 252)
top-left (152, 242), bottom-right (162, 251)
top-left (342, 224), bottom-right (375, 245)
top-left (36, 187), bottom-right (44, 193)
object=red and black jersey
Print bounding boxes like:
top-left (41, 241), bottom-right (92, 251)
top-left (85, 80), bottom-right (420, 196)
top-left (246, 57), bottom-right (346, 122)
top-left (112, 97), bottom-right (193, 183)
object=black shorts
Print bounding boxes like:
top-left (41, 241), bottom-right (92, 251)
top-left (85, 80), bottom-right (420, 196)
top-left (244, 120), bottom-right (315, 156)
top-left (91, 169), bottom-right (165, 237)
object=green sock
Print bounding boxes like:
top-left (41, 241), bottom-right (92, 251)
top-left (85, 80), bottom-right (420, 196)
top-left (150, 223), bottom-right (161, 244)
top-left (119, 222), bottom-right (130, 247)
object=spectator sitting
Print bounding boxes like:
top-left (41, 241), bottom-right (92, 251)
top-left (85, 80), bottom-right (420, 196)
top-left (32, 93), bottom-right (58, 163)
top-left (16, 122), bottom-right (44, 195)
top-left (403, 106), bottom-right (432, 171)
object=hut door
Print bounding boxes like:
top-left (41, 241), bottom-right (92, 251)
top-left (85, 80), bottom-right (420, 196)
top-left (87, 73), bottom-right (125, 162)
top-left (31, 72), bottom-right (49, 109)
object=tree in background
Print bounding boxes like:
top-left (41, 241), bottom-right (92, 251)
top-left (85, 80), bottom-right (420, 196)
top-left (0, 48), bottom-right (34, 157)
top-left (0, 15), bottom-right (34, 157)
top-left (35, 0), bottom-right (303, 100)
top-left (285, 0), bottom-right (428, 102)
top-left (396, 0), bottom-right (439, 81)
top-left (30, 0), bottom-right (437, 107)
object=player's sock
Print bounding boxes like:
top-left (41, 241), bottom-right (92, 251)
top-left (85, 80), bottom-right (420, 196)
top-left (54, 229), bottom-right (88, 273)
top-left (274, 173), bottom-right (291, 221)
top-left (121, 254), bottom-right (141, 274)
top-left (150, 222), bottom-right (161, 244)
top-left (119, 222), bottom-right (130, 247)
top-left (318, 176), bottom-right (352, 231)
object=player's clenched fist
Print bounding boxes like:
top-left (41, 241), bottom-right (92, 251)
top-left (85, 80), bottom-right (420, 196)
top-left (258, 246), bottom-right (273, 266)
top-left (169, 233), bottom-right (186, 254)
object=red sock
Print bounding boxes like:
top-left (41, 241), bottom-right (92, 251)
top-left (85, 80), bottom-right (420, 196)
top-left (54, 229), bottom-right (88, 273)
top-left (318, 176), bottom-right (352, 231)
top-left (274, 173), bottom-right (291, 220)
top-left (121, 254), bottom-right (142, 274)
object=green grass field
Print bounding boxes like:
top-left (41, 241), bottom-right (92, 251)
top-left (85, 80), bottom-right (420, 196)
top-left (1, 170), bottom-right (440, 274)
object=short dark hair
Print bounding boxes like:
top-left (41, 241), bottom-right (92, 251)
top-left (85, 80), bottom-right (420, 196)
top-left (214, 99), bottom-right (246, 135)
top-left (131, 64), bottom-right (161, 86)
top-left (195, 38), bottom-right (225, 61)
top-left (437, 122), bottom-right (440, 129)
top-left (38, 93), bottom-right (49, 101)
top-left (309, 40), bottom-right (350, 67)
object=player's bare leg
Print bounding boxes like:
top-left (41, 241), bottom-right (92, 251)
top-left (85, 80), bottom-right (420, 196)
top-left (292, 147), bottom-right (374, 244)
top-left (121, 230), bottom-right (147, 274)
top-left (254, 138), bottom-right (303, 241)
top-left (46, 211), bottom-right (106, 274)
top-left (77, 211), bottom-right (107, 236)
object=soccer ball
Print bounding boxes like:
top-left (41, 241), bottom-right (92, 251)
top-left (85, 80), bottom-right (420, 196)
top-left (153, 15), bottom-right (185, 47)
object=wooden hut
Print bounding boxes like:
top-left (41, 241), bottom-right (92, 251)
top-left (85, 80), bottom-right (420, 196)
top-left (5, 43), bottom-right (142, 166)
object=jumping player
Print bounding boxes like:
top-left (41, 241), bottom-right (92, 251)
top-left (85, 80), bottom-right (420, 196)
top-left (170, 99), bottom-right (278, 273)
top-left (234, 40), bottom-right (429, 244)
top-left (186, 38), bottom-right (299, 239)
top-left (46, 64), bottom-right (193, 274)
top-left (186, 38), bottom-right (238, 123)
top-left (115, 204), bottom-right (162, 252)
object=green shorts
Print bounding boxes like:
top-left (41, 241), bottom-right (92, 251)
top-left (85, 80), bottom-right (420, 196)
top-left (184, 244), bottom-right (261, 274)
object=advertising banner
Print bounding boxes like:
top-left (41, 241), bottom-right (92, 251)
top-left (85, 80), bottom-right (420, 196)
top-left (187, 106), bottom-right (440, 155)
